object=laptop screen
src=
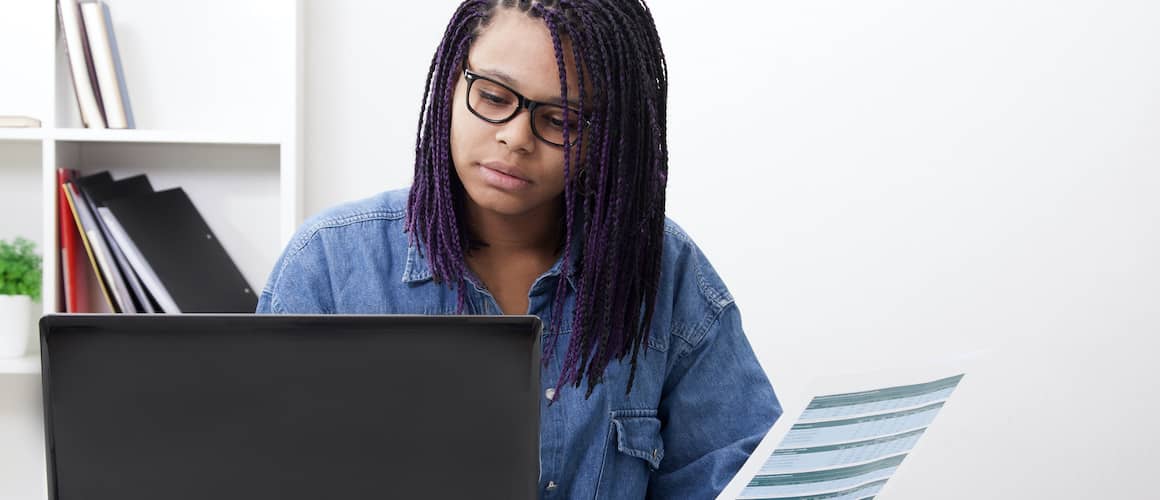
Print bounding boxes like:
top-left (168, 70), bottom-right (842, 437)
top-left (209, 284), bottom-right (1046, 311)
top-left (40, 314), bottom-right (541, 500)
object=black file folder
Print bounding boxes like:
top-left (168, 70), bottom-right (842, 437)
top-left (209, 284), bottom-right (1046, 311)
top-left (103, 188), bottom-right (258, 312)
top-left (74, 171), bottom-right (113, 189)
top-left (81, 174), bottom-right (153, 204)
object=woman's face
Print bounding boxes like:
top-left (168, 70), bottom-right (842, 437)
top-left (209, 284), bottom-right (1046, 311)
top-left (450, 8), bottom-right (584, 218)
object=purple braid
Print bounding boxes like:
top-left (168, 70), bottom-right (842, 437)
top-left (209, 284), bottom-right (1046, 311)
top-left (573, 1), bottom-right (634, 395)
top-left (408, 0), bottom-right (491, 311)
top-left (548, 4), bottom-right (604, 390)
top-left (605, 5), bottom-right (638, 368)
top-left (558, 2), bottom-right (617, 394)
top-left (541, 10), bottom-right (577, 366)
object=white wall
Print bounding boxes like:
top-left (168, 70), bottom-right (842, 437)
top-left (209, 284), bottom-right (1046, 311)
top-left (304, 1), bottom-right (1159, 497)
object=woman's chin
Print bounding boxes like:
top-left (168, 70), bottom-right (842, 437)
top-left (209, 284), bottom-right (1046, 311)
top-left (465, 187), bottom-right (536, 216)
top-left (464, 185), bottom-right (561, 219)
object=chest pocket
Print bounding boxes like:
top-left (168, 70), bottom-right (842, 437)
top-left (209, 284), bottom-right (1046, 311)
top-left (594, 410), bottom-right (665, 499)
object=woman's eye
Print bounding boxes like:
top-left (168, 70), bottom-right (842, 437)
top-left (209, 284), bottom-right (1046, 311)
top-left (546, 115), bottom-right (579, 130)
top-left (478, 91), bottom-right (509, 105)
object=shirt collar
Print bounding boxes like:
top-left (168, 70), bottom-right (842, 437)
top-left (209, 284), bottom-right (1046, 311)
top-left (402, 218), bottom-right (584, 293)
top-left (401, 236), bottom-right (434, 284)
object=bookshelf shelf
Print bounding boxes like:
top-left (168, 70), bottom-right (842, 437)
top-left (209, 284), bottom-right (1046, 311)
top-left (1, 128), bottom-right (282, 145)
top-left (49, 128), bottom-right (283, 146)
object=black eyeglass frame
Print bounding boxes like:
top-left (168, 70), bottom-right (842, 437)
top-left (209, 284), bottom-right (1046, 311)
top-left (463, 68), bottom-right (591, 148)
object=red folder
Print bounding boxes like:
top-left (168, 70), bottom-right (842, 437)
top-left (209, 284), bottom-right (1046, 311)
top-left (57, 168), bottom-right (94, 312)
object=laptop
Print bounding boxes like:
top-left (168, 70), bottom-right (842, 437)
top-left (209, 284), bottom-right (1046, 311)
top-left (39, 314), bottom-right (542, 500)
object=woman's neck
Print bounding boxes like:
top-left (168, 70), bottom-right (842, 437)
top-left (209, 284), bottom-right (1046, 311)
top-left (463, 198), bottom-right (564, 257)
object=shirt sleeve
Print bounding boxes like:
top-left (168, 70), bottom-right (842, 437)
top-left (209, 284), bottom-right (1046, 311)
top-left (649, 302), bottom-right (781, 499)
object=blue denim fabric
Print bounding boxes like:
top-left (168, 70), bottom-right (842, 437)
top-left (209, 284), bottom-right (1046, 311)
top-left (256, 188), bottom-right (781, 499)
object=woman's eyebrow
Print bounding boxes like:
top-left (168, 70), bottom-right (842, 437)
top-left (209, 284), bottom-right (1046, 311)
top-left (478, 66), bottom-right (583, 109)
top-left (477, 67), bottom-right (520, 87)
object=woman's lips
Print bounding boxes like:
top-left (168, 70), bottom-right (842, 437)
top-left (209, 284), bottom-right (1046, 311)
top-left (478, 163), bottom-right (531, 190)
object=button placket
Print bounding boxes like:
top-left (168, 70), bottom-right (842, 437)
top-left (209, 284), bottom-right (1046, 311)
top-left (532, 292), bottom-right (567, 498)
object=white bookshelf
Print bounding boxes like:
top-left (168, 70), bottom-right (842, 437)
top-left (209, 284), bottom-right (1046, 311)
top-left (0, 0), bottom-right (304, 497)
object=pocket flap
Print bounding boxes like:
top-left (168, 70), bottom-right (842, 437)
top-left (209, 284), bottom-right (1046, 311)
top-left (612, 415), bottom-right (665, 470)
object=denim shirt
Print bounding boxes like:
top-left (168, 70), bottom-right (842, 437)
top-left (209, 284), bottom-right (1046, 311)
top-left (256, 188), bottom-right (780, 499)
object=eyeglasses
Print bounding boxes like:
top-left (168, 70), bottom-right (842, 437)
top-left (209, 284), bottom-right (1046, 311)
top-left (463, 68), bottom-right (589, 148)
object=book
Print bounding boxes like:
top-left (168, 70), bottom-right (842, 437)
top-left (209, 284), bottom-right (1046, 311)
top-left (58, 0), bottom-right (106, 129)
top-left (79, 0), bottom-right (134, 129)
top-left (72, 172), bottom-right (144, 313)
top-left (0, 116), bottom-right (42, 128)
top-left (77, 174), bottom-right (157, 313)
top-left (65, 179), bottom-right (138, 313)
top-left (103, 188), bottom-right (258, 313)
top-left (61, 181), bottom-right (118, 311)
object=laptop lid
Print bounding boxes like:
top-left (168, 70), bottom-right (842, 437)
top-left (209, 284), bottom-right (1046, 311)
top-left (39, 314), bottom-right (541, 500)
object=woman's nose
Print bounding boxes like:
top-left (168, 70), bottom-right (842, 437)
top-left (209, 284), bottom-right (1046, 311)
top-left (496, 108), bottom-right (537, 154)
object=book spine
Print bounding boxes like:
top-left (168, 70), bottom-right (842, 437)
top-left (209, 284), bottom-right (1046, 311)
top-left (61, 182), bottom-right (116, 311)
top-left (70, 181), bottom-right (139, 313)
top-left (58, 0), bottom-right (106, 128)
top-left (80, 1), bottom-right (128, 129)
top-left (56, 169), bottom-right (78, 311)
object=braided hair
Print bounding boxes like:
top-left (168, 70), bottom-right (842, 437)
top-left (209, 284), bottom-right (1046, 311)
top-left (406, 0), bottom-right (668, 398)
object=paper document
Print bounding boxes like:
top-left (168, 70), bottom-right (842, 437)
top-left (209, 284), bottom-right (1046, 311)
top-left (727, 372), bottom-right (965, 500)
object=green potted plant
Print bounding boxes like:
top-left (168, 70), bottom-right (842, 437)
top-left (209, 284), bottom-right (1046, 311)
top-left (0, 237), bottom-right (41, 358)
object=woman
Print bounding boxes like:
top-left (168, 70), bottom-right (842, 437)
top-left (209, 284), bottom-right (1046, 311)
top-left (258, 0), bottom-right (780, 497)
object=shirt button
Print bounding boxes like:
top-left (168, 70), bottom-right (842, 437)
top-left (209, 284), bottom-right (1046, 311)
top-left (545, 388), bottom-right (556, 401)
top-left (546, 480), bottom-right (558, 490)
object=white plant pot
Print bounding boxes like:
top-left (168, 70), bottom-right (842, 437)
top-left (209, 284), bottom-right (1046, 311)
top-left (0, 294), bottom-right (33, 358)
